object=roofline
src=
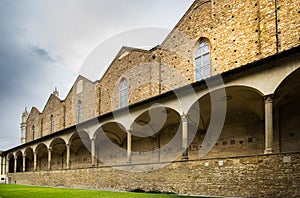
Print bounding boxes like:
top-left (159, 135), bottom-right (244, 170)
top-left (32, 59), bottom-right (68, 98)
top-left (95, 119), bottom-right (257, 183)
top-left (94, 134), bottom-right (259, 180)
top-left (161, 0), bottom-right (209, 47)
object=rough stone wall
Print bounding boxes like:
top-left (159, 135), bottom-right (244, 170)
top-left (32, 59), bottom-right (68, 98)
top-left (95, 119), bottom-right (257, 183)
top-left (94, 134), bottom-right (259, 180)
top-left (26, 108), bottom-right (41, 142)
top-left (96, 49), bottom-right (156, 114)
top-left (41, 95), bottom-right (64, 137)
top-left (9, 153), bottom-right (300, 197)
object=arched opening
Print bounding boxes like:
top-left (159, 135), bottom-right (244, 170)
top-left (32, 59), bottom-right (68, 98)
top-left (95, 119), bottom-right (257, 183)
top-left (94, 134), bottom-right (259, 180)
top-left (130, 106), bottom-right (181, 163)
top-left (77, 100), bottom-right (82, 123)
top-left (188, 86), bottom-right (264, 159)
top-left (35, 143), bottom-right (48, 171)
top-left (69, 131), bottom-right (91, 169)
top-left (7, 153), bottom-right (14, 173)
top-left (195, 38), bottom-right (211, 81)
top-left (50, 138), bottom-right (66, 170)
top-left (24, 147), bottom-right (34, 172)
top-left (274, 68), bottom-right (300, 152)
top-left (95, 122), bottom-right (127, 166)
top-left (15, 151), bottom-right (23, 172)
top-left (120, 78), bottom-right (128, 108)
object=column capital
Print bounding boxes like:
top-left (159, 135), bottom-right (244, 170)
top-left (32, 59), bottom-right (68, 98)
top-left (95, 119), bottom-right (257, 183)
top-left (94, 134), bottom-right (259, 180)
top-left (66, 143), bottom-right (71, 148)
top-left (48, 147), bottom-right (52, 152)
top-left (181, 114), bottom-right (188, 122)
top-left (264, 94), bottom-right (274, 103)
top-left (90, 138), bottom-right (96, 142)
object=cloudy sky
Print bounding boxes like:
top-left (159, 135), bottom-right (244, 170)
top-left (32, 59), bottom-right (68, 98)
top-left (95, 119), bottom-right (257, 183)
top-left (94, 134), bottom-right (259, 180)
top-left (0, 0), bottom-right (194, 150)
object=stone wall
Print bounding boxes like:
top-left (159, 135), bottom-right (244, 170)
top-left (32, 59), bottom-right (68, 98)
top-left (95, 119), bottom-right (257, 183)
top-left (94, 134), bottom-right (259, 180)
top-left (8, 153), bottom-right (300, 197)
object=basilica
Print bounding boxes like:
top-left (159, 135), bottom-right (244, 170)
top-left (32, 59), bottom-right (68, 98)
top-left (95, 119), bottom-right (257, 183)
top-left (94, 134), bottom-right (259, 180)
top-left (1, 0), bottom-right (299, 197)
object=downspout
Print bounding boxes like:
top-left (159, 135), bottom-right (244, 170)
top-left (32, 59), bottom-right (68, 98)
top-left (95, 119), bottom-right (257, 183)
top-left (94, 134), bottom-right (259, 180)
top-left (275, 0), bottom-right (279, 53)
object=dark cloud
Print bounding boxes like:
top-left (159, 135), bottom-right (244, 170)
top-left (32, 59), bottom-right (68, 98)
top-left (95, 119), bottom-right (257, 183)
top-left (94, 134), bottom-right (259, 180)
top-left (29, 45), bottom-right (63, 63)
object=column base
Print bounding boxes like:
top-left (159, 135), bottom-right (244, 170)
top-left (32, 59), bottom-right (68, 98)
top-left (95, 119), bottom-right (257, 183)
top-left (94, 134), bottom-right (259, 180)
top-left (264, 148), bottom-right (273, 154)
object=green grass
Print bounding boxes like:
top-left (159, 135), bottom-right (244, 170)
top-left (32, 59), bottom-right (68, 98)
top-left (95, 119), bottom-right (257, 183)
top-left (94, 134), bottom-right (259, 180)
top-left (0, 184), bottom-right (201, 198)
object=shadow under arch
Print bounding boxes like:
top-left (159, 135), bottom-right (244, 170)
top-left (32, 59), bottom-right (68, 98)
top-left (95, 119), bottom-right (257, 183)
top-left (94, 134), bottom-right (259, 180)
top-left (15, 151), bottom-right (23, 172)
top-left (129, 106), bottom-right (184, 164)
top-left (50, 138), bottom-right (67, 170)
top-left (274, 68), bottom-right (300, 152)
top-left (93, 122), bottom-right (128, 166)
top-left (7, 153), bottom-right (14, 173)
top-left (68, 130), bottom-right (91, 169)
top-left (187, 85), bottom-right (265, 159)
top-left (24, 147), bottom-right (34, 172)
top-left (35, 143), bottom-right (48, 171)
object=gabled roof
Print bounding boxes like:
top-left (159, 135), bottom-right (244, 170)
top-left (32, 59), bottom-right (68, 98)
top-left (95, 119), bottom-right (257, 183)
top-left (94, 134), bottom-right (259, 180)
top-left (41, 93), bottom-right (62, 113)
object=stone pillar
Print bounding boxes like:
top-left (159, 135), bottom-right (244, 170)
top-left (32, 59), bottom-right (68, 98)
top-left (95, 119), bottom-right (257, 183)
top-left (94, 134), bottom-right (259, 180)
top-left (0, 155), bottom-right (2, 175)
top-left (264, 95), bottom-right (274, 154)
top-left (6, 159), bottom-right (9, 174)
top-left (14, 156), bottom-right (17, 173)
top-left (91, 138), bottom-right (96, 167)
top-left (66, 144), bottom-right (70, 169)
top-left (2, 156), bottom-right (6, 175)
top-left (182, 114), bottom-right (189, 160)
top-left (22, 155), bottom-right (26, 172)
top-left (127, 130), bottom-right (132, 164)
top-left (33, 152), bottom-right (37, 171)
top-left (48, 148), bottom-right (52, 171)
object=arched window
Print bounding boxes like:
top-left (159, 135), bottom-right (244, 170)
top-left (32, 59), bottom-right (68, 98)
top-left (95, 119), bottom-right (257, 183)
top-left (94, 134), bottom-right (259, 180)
top-left (195, 40), bottom-right (210, 81)
top-left (32, 125), bottom-right (35, 140)
top-left (78, 100), bottom-right (82, 123)
top-left (120, 78), bottom-right (128, 108)
top-left (50, 115), bottom-right (54, 133)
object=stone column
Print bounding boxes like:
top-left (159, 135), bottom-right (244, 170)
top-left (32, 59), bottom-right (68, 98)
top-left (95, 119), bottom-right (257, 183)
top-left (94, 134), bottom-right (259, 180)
top-left (48, 148), bottom-right (52, 171)
top-left (2, 156), bottom-right (6, 175)
top-left (22, 155), bottom-right (26, 172)
top-left (264, 95), bottom-right (274, 154)
top-left (127, 130), bottom-right (132, 164)
top-left (14, 156), bottom-right (17, 173)
top-left (0, 155), bottom-right (2, 175)
top-left (6, 159), bottom-right (9, 174)
top-left (182, 114), bottom-right (189, 160)
top-left (91, 138), bottom-right (96, 167)
top-left (66, 144), bottom-right (70, 169)
top-left (33, 152), bottom-right (37, 171)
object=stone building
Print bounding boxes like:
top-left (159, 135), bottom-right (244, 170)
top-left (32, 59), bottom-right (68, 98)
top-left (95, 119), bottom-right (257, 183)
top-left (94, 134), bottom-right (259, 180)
top-left (0, 0), bottom-right (299, 197)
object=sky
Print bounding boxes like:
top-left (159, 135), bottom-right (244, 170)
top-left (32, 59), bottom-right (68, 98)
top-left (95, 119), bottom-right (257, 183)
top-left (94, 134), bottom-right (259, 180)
top-left (0, 0), bottom-right (194, 150)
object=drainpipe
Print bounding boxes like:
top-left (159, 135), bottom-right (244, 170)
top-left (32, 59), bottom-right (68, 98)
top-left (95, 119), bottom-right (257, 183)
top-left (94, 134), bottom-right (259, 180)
top-left (275, 0), bottom-right (279, 53)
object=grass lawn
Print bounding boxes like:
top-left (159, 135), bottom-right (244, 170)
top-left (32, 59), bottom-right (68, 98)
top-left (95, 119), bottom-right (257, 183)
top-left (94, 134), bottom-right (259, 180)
top-left (0, 184), bottom-right (203, 198)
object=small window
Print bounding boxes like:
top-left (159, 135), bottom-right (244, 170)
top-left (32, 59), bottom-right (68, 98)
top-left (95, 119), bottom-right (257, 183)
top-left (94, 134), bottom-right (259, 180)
top-left (120, 78), bottom-right (128, 108)
top-left (50, 115), bottom-right (54, 133)
top-left (78, 100), bottom-right (82, 123)
top-left (195, 40), bottom-right (210, 81)
top-left (32, 125), bottom-right (35, 140)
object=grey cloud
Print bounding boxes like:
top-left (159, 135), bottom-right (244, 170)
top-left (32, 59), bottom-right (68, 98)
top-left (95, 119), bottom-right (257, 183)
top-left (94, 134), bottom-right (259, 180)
top-left (29, 45), bottom-right (63, 63)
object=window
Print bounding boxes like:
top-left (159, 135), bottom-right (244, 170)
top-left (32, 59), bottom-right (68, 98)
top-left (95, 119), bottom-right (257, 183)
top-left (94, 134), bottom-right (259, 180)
top-left (32, 125), bottom-right (35, 140)
top-left (195, 40), bottom-right (210, 81)
top-left (50, 115), bottom-right (54, 133)
top-left (78, 100), bottom-right (82, 123)
top-left (120, 78), bottom-right (128, 108)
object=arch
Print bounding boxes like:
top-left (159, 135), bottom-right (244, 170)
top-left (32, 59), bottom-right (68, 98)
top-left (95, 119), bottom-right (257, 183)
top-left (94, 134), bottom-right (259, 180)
top-left (15, 151), bottom-right (23, 172)
top-left (68, 131), bottom-right (91, 169)
top-left (94, 122), bottom-right (128, 166)
top-left (187, 86), bottom-right (265, 159)
top-left (274, 68), bottom-right (300, 152)
top-left (7, 153), bottom-right (14, 173)
top-left (35, 143), bottom-right (48, 171)
top-left (194, 37), bottom-right (211, 81)
top-left (50, 138), bottom-right (67, 170)
top-left (120, 78), bottom-right (128, 108)
top-left (24, 147), bottom-right (34, 172)
top-left (129, 106), bottom-right (182, 163)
